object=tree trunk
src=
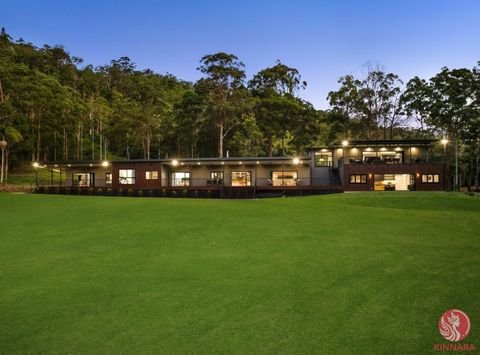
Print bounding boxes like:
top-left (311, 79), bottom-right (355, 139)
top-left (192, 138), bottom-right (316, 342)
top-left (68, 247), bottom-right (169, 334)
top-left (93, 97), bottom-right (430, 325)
top-left (268, 137), bottom-right (273, 157)
top-left (5, 147), bottom-right (9, 181)
top-left (219, 121), bottom-right (224, 158)
top-left (0, 146), bottom-right (4, 184)
top-left (36, 114), bottom-right (41, 162)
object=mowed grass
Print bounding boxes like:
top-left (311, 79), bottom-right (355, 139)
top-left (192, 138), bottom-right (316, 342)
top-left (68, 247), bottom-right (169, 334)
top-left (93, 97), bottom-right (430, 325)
top-left (0, 192), bottom-right (479, 354)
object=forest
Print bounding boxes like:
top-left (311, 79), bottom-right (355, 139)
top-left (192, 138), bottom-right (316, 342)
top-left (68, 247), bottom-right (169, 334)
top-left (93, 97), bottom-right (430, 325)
top-left (0, 28), bottom-right (479, 186)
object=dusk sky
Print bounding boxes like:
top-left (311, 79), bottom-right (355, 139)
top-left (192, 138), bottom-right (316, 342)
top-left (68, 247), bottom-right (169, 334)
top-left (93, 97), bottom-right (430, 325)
top-left (1, 0), bottom-right (479, 109)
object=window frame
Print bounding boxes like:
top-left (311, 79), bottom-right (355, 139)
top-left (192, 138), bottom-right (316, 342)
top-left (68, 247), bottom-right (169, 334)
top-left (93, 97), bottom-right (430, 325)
top-left (421, 174), bottom-right (439, 184)
top-left (231, 171), bottom-right (252, 187)
top-left (314, 151), bottom-right (333, 167)
top-left (145, 170), bottom-right (159, 180)
top-left (118, 169), bottom-right (136, 185)
top-left (349, 174), bottom-right (368, 184)
top-left (171, 172), bottom-right (191, 187)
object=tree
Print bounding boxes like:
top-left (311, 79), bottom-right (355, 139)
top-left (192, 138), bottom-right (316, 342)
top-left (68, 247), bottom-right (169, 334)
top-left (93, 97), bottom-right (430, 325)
top-left (197, 52), bottom-right (246, 157)
top-left (403, 67), bottom-right (478, 190)
top-left (0, 125), bottom-right (22, 183)
top-left (328, 69), bottom-right (404, 139)
top-left (249, 62), bottom-right (306, 156)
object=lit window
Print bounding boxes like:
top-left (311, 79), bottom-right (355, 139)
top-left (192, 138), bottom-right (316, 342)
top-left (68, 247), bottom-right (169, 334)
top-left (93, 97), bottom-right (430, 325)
top-left (208, 171), bottom-right (224, 185)
top-left (119, 169), bottom-right (135, 184)
top-left (314, 151), bottom-right (332, 167)
top-left (105, 173), bottom-right (112, 185)
top-left (145, 171), bottom-right (159, 180)
top-left (272, 171), bottom-right (298, 186)
top-left (231, 171), bottom-right (251, 186)
top-left (421, 174), bottom-right (439, 184)
top-left (171, 172), bottom-right (190, 186)
top-left (349, 174), bottom-right (367, 184)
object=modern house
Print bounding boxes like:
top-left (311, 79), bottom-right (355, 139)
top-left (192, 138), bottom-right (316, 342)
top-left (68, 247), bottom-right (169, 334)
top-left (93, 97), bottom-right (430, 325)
top-left (34, 139), bottom-right (448, 197)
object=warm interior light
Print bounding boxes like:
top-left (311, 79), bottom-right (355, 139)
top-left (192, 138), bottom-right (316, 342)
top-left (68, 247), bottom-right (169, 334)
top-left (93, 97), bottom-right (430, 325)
top-left (395, 147), bottom-right (402, 151)
top-left (321, 148), bottom-right (327, 152)
top-left (293, 157), bottom-right (300, 165)
top-left (380, 147), bottom-right (387, 151)
top-left (172, 159), bottom-right (179, 166)
top-left (102, 161), bottom-right (109, 167)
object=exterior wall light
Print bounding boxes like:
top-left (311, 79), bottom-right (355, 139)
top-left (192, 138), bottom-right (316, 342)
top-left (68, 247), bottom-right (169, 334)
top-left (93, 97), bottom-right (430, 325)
top-left (441, 139), bottom-right (449, 145)
top-left (102, 161), bottom-right (109, 167)
top-left (342, 140), bottom-right (348, 147)
top-left (293, 157), bottom-right (300, 165)
top-left (256, 161), bottom-right (260, 165)
top-left (32, 162), bottom-right (39, 168)
top-left (172, 160), bottom-right (179, 166)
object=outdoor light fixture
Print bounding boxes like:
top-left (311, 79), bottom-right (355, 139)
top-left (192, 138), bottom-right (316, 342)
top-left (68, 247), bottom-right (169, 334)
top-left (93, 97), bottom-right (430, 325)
top-left (89, 164), bottom-right (93, 167)
top-left (395, 147), bottom-right (402, 151)
top-left (321, 148), bottom-right (327, 152)
top-left (197, 162), bottom-right (201, 165)
top-left (32, 162), bottom-right (39, 168)
top-left (342, 140), bottom-right (348, 147)
top-left (172, 159), bottom-right (179, 166)
top-left (221, 161), bottom-right (224, 165)
top-left (293, 157), bottom-right (300, 165)
top-left (368, 173), bottom-right (372, 178)
top-left (256, 161), bottom-right (260, 165)
top-left (380, 147), bottom-right (387, 151)
top-left (239, 161), bottom-right (242, 165)
top-left (441, 138), bottom-right (449, 145)
top-left (102, 161), bottom-right (109, 167)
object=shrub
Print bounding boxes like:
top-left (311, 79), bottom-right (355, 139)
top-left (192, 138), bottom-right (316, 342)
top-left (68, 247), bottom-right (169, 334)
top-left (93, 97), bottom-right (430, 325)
top-left (149, 190), bottom-right (154, 197)
top-left (162, 189), bottom-right (167, 197)
top-left (138, 190), bottom-right (144, 197)
top-left (171, 190), bottom-right (177, 197)
top-left (182, 189), bottom-right (188, 197)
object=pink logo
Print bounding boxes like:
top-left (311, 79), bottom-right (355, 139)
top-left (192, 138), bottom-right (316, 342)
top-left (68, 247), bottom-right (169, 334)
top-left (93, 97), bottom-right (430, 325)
top-left (438, 309), bottom-right (471, 342)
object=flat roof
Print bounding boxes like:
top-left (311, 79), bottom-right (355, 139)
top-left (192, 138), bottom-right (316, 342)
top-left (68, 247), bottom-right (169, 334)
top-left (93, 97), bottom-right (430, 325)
top-left (308, 139), bottom-right (439, 150)
top-left (36, 156), bottom-right (311, 168)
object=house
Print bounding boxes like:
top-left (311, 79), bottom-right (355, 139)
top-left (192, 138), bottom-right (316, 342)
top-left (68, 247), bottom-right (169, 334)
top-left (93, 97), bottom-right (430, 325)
top-left (33, 139), bottom-right (447, 197)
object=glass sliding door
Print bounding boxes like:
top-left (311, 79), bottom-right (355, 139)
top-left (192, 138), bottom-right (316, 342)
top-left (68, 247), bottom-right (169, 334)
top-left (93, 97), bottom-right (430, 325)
top-left (231, 171), bottom-right (251, 187)
top-left (271, 171), bottom-right (298, 186)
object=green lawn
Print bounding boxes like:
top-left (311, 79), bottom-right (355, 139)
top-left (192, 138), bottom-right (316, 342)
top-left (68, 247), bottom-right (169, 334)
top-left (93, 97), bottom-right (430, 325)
top-left (1, 192), bottom-right (479, 354)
